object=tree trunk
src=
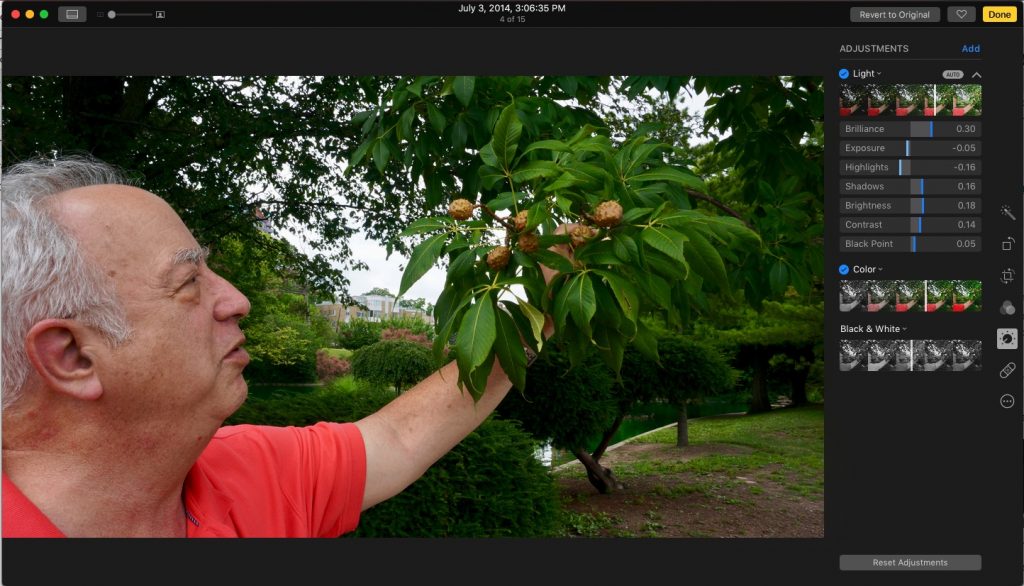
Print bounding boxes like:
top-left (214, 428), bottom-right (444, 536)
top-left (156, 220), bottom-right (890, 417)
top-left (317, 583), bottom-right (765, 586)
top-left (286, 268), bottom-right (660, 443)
top-left (571, 447), bottom-right (624, 494)
top-left (676, 402), bottom-right (689, 447)
top-left (592, 412), bottom-right (626, 462)
top-left (749, 350), bottom-right (772, 413)
top-left (790, 369), bottom-right (809, 406)
top-left (791, 346), bottom-right (815, 406)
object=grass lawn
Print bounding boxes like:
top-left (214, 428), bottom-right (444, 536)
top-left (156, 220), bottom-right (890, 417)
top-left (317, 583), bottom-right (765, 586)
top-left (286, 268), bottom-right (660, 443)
top-left (628, 404), bottom-right (825, 497)
top-left (322, 347), bottom-right (354, 359)
top-left (555, 405), bottom-right (824, 537)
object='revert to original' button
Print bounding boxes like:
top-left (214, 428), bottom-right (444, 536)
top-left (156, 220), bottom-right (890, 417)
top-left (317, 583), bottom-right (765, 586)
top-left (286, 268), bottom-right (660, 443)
top-left (982, 6), bottom-right (1018, 21)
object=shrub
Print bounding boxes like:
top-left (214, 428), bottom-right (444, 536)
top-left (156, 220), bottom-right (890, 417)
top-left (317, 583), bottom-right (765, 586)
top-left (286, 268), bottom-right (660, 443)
top-left (352, 418), bottom-right (560, 537)
top-left (336, 319), bottom-right (382, 350)
top-left (227, 384), bottom-right (394, 428)
top-left (316, 350), bottom-right (351, 382)
top-left (228, 384), bottom-right (561, 538)
top-left (497, 349), bottom-right (617, 452)
top-left (380, 327), bottom-right (430, 349)
top-left (351, 339), bottom-right (436, 394)
top-left (243, 314), bottom-right (320, 384)
top-left (377, 315), bottom-right (434, 339)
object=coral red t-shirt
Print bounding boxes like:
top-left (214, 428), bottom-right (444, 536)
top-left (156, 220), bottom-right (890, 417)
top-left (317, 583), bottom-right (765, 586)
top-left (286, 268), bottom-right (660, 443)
top-left (2, 422), bottom-right (366, 538)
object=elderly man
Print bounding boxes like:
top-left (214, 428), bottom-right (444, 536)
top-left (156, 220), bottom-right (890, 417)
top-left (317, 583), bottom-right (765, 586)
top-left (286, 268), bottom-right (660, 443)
top-left (1, 157), bottom-right (555, 537)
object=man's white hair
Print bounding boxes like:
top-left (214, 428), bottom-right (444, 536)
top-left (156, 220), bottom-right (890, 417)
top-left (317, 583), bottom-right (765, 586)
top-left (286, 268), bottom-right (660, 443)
top-left (1, 156), bottom-right (134, 410)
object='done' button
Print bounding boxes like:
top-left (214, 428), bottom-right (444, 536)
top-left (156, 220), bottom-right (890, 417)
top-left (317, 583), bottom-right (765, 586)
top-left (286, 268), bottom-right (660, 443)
top-left (982, 6), bottom-right (1018, 21)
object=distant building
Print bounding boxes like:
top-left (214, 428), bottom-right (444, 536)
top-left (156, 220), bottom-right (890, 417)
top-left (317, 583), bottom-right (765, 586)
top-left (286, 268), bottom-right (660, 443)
top-left (253, 208), bottom-right (275, 235)
top-left (316, 293), bottom-right (434, 329)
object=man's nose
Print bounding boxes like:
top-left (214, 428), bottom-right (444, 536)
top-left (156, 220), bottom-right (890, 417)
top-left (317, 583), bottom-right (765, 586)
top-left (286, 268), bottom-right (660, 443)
top-left (211, 270), bottom-right (251, 321)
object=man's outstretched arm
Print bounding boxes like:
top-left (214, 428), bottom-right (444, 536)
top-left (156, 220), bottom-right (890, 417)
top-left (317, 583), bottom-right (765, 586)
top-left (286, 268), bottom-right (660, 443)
top-left (354, 229), bottom-right (570, 511)
top-left (354, 355), bottom-right (518, 510)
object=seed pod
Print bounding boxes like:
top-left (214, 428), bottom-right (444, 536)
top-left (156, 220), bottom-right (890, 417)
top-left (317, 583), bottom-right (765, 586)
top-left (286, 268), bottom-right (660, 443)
top-left (593, 200), bottom-right (624, 228)
top-left (486, 246), bottom-right (511, 271)
top-left (570, 225), bottom-right (597, 248)
top-left (448, 198), bottom-right (475, 221)
top-left (513, 210), bottom-right (529, 232)
top-left (517, 232), bottom-right (540, 253)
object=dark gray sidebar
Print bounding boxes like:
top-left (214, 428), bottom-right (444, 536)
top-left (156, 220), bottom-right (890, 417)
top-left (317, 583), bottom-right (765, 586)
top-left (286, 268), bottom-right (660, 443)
top-left (839, 555), bottom-right (981, 571)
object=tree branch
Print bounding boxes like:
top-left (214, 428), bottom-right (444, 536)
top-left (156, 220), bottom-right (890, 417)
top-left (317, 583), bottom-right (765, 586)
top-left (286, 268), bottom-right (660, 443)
top-left (685, 188), bottom-right (751, 228)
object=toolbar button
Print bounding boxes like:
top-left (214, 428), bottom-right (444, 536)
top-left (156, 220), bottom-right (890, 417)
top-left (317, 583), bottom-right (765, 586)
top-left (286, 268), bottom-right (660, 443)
top-left (982, 6), bottom-right (1017, 22)
top-left (58, 6), bottom-right (87, 22)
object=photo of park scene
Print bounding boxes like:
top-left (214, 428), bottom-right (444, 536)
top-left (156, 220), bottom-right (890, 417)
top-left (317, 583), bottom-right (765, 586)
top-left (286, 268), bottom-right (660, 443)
top-left (4, 75), bottom-right (824, 538)
top-left (839, 280), bottom-right (980, 312)
top-left (841, 339), bottom-right (981, 372)
top-left (839, 83), bottom-right (982, 117)
top-left (912, 340), bottom-right (982, 372)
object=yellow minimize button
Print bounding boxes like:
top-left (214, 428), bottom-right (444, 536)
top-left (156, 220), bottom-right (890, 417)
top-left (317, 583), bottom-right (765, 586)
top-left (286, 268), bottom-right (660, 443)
top-left (982, 5), bottom-right (1018, 21)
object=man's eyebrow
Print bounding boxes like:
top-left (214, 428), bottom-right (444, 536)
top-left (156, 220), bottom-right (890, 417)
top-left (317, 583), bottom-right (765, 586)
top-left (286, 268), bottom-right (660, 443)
top-left (172, 246), bottom-right (210, 266)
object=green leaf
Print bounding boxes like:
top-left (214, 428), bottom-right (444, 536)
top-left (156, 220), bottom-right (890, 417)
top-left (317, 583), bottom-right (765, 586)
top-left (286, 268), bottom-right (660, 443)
top-left (525, 204), bottom-right (550, 232)
top-left (349, 138), bottom-right (373, 170)
top-left (593, 326), bottom-right (625, 375)
top-left (399, 216), bottom-right (450, 237)
top-left (511, 160), bottom-right (561, 184)
top-left (641, 226), bottom-right (685, 263)
top-left (372, 139), bottom-right (390, 173)
top-left (612, 232), bottom-right (639, 262)
top-left (628, 166), bottom-right (706, 192)
top-left (533, 250), bottom-right (574, 274)
top-left (457, 291), bottom-right (497, 372)
top-left (592, 269), bottom-right (639, 324)
top-left (399, 107), bottom-right (416, 141)
top-left (518, 139), bottom-right (571, 160)
top-left (427, 103), bottom-right (447, 134)
top-left (487, 192), bottom-right (519, 211)
top-left (621, 207), bottom-right (652, 224)
top-left (517, 300), bottom-right (547, 349)
top-left (399, 233), bottom-right (446, 297)
top-left (478, 165), bottom-right (506, 190)
top-left (769, 260), bottom-right (789, 297)
top-left (464, 350), bottom-right (494, 400)
top-left (479, 143), bottom-right (498, 168)
top-left (446, 248), bottom-right (478, 281)
top-left (544, 172), bottom-right (583, 193)
top-left (451, 119), bottom-right (469, 153)
top-left (639, 272), bottom-right (672, 308)
top-left (493, 309), bottom-right (527, 391)
top-left (433, 288), bottom-right (473, 365)
top-left (633, 320), bottom-right (659, 363)
top-left (491, 102), bottom-right (523, 172)
top-left (562, 273), bottom-right (596, 335)
top-left (680, 227), bottom-right (729, 292)
top-left (453, 76), bottom-right (475, 106)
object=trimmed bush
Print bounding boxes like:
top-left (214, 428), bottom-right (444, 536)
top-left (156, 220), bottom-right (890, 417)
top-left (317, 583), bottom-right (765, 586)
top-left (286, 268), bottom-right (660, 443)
top-left (316, 350), bottom-right (351, 382)
top-left (498, 349), bottom-right (618, 453)
top-left (352, 339), bottom-right (435, 394)
top-left (380, 327), bottom-right (430, 349)
top-left (336, 319), bottom-right (381, 350)
top-left (227, 384), bottom-right (561, 538)
top-left (352, 418), bottom-right (560, 537)
top-left (228, 384), bottom-right (393, 428)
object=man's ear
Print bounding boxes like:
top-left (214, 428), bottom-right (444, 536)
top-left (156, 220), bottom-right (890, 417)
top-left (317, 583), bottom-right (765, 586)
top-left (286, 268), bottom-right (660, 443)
top-left (24, 319), bottom-right (105, 401)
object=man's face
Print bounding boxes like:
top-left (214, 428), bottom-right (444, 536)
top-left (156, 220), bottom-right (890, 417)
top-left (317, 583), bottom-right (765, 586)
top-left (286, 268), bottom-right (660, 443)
top-left (54, 185), bottom-right (251, 434)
